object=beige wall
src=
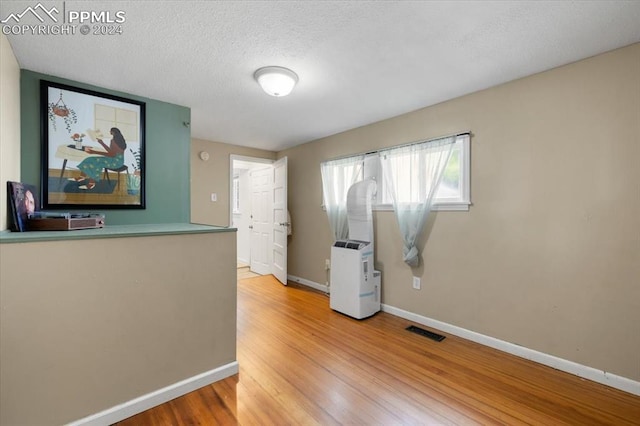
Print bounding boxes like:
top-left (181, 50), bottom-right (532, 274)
top-left (0, 231), bottom-right (237, 425)
top-left (191, 138), bottom-right (276, 226)
top-left (0, 34), bottom-right (21, 231)
top-left (278, 43), bottom-right (640, 381)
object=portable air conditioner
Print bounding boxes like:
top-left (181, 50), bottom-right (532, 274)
top-left (330, 179), bottom-right (381, 319)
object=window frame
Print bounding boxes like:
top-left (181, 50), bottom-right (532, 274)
top-left (369, 134), bottom-right (470, 211)
top-left (321, 133), bottom-right (471, 213)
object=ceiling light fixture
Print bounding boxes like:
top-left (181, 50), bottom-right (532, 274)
top-left (254, 66), bottom-right (298, 97)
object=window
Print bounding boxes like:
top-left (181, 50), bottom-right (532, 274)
top-left (321, 134), bottom-right (470, 212)
top-left (374, 134), bottom-right (470, 211)
top-left (94, 104), bottom-right (139, 142)
top-left (320, 155), bottom-right (365, 238)
top-left (321, 157), bottom-right (364, 207)
top-left (232, 176), bottom-right (240, 214)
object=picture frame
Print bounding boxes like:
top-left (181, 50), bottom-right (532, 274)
top-left (7, 181), bottom-right (38, 232)
top-left (41, 80), bottom-right (146, 209)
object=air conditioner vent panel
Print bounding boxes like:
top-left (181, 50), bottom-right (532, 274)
top-left (333, 239), bottom-right (368, 250)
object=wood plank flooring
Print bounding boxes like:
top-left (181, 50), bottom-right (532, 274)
top-left (237, 264), bottom-right (261, 280)
top-left (116, 275), bottom-right (640, 425)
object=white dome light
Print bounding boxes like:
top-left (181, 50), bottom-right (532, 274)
top-left (254, 66), bottom-right (298, 97)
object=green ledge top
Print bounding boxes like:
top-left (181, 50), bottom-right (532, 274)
top-left (0, 223), bottom-right (235, 244)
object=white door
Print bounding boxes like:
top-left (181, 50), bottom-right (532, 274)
top-left (272, 157), bottom-right (288, 285)
top-left (250, 167), bottom-right (272, 275)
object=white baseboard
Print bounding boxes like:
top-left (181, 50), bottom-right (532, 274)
top-left (382, 304), bottom-right (640, 396)
top-left (283, 276), bottom-right (639, 395)
top-left (68, 361), bottom-right (239, 426)
top-left (288, 275), bottom-right (329, 293)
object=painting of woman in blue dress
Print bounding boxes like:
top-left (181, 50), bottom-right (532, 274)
top-left (71, 127), bottom-right (126, 190)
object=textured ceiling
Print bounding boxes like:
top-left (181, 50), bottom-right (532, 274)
top-left (3, 1), bottom-right (640, 151)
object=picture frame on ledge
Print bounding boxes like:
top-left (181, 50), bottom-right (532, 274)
top-left (7, 181), bottom-right (38, 232)
top-left (41, 80), bottom-right (146, 210)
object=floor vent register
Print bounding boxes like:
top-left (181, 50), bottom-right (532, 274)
top-left (406, 325), bottom-right (446, 342)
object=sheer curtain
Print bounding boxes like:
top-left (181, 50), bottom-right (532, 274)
top-left (380, 136), bottom-right (455, 267)
top-left (321, 155), bottom-right (364, 240)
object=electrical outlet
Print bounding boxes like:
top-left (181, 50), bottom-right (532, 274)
top-left (325, 259), bottom-right (331, 270)
top-left (412, 276), bottom-right (421, 290)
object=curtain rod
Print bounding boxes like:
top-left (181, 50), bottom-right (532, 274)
top-left (325, 131), bottom-right (471, 163)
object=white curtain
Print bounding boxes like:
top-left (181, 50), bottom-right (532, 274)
top-left (321, 155), bottom-right (364, 240)
top-left (380, 136), bottom-right (455, 267)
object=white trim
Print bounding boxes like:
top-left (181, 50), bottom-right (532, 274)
top-left (232, 175), bottom-right (241, 214)
top-left (67, 361), bottom-right (239, 426)
top-left (229, 154), bottom-right (274, 164)
top-left (373, 202), bottom-right (471, 212)
top-left (288, 274), bottom-right (329, 293)
top-left (382, 304), bottom-right (640, 396)
top-left (431, 202), bottom-right (470, 212)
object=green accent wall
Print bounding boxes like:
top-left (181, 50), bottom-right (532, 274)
top-left (20, 70), bottom-right (191, 225)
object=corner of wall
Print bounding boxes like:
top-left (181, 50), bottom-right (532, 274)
top-left (190, 138), bottom-right (277, 226)
top-left (0, 34), bottom-right (21, 231)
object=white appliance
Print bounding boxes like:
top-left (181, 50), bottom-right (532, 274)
top-left (330, 179), bottom-right (381, 319)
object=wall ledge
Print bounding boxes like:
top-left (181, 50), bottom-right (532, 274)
top-left (67, 361), bottom-right (239, 426)
top-left (0, 222), bottom-right (235, 244)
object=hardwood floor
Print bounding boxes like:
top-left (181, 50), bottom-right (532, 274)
top-left (237, 263), bottom-right (261, 280)
top-left (117, 275), bottom-right (640, 425)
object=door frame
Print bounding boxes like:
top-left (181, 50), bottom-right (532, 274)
top-left (229, 155), bottom-right (274, 228)
top-left (230, 154), bottom-right (288, 281)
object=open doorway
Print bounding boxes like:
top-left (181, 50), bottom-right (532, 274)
top-left (230, 156), bottom-right (272, 271)
top-left (230, 155), bottom-right (289, 285)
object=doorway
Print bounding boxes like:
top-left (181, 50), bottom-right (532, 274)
top-left (230, 155), bottom-right (288, 285)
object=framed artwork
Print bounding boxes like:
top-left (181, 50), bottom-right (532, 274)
top-left (41, 80), bottom-right (145, 209)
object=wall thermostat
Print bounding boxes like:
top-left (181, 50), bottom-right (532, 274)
top-left (199, 151), bottom-right (210, 161)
